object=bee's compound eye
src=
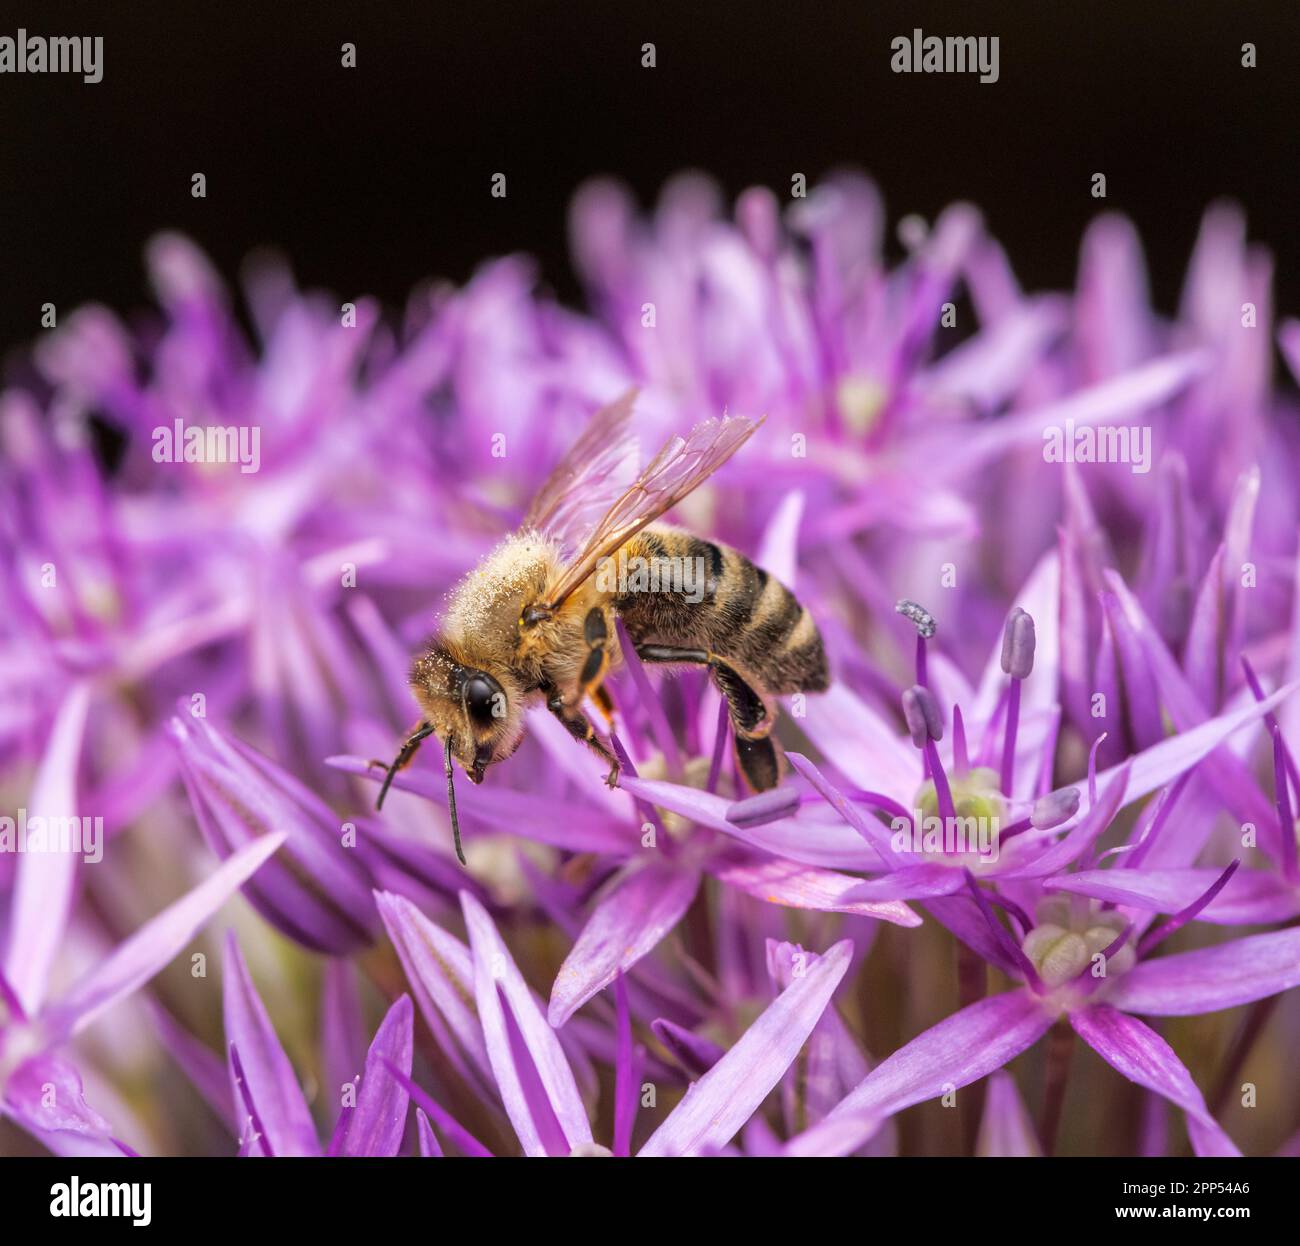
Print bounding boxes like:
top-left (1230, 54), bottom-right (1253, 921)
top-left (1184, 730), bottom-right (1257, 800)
top-left (464, 674), bottom-right (501, 722)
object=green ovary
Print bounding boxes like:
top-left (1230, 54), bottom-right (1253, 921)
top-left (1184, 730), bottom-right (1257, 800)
top-left (1022, 897), bottom-right (1136, 987)
top-left (915, 766), bottom-right (1005, 826)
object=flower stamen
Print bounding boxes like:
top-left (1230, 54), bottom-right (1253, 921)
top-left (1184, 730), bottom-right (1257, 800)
top-left (999, 607), bottom-right (1035, 795)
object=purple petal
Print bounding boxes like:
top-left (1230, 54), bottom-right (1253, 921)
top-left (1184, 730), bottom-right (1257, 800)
top-left (1000, 763), bottom-right (1129, 879)
top-left (811, 991), bottom-right (1054, 1155)
top-left (549, 861), bottom-right (700, 1027)
top-left (755, 489), bottom-right (804, 589)
top-left (1100, 592), bottom-right (1164, 747)
top-left (924, 894), bottom-right (1020, 975)
top-left (320, 959), bottom-right (366, 1127)
top-left (1105, 927), bottom-right (1300, 1016)
top-left (792, 683), bottom-right (919, 799)
top-left (976, 1070), bottom-right (1042, 1157)
top-left (842, 864), bottom-right (965, 903)
top-left (618, 774), bottom-right (882, 870)
top-left (353, 818), bottom-right (493, 910)
top-left (220, 930), bottom-right (320, 1157)
top-left (1069, 1005), bottom-right (1239, 1156)
top-left (229, 1043), bottom-right (276, 1158)
top-left (613, 974), bottom-right (638, 1157)
top-left (709, 851), bottom-right (923, 922)
top-left (1091, 663), bottom-right (1298, 813)
top-left (638, 939), bottom-right (852, 1156)
top-left (1183, 544), bottom-right (1228, 709)
top-left (2, 1052), bottom-right (114, 1140)
top-left (651, 1018), bottom-right (726, 1077)
top-left (781, 1109), bottom-right (891, 1157)
top-left (148, 1003), bottom-right (237, 1135)
top-left (1046, 867), bottom-right (1300, 926)
top-left (4, 682), bottom-right (91, 1016)
top-left (785, 753), bottom-right (907, 866)
top-left (374, 890), bottom-right (496, 1101)
top-left (1032, 787), bottom-right (1081, 829)
top-left (327, 753), bottom-right (635, 854)
top-left (924, 297), bottom-right (1067, 411)
top-left (1103, 573), bottom-right (1283, 838)
top-left (42, 833), bottom-right (287, 1041)
top-left (381, 1063), bottom-right (493, 1157)
top-left (928, 350), bottom-right (1207, 479)
top-left (416, 1108), bottom-right (444, 1157)
top-left (171, 718), bottom-right (376, 954)
top-left (335, 995), bottom-right (413, 1157)
top-left (461, 890), bottom-right (593, 1156)
top-left (767, 940), bottom-right (879, 1134)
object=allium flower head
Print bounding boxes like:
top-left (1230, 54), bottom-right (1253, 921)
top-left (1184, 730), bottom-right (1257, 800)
top-left (4, 171), bottom-right (1300, 1162)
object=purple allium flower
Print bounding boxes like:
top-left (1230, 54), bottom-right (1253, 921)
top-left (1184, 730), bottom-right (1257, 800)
top-left (5, 172), bottom-right (1300, 1159)
top-left (785, 914), bottom-right (1300, 1158)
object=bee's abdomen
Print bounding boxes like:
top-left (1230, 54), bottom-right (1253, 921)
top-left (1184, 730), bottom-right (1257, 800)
top-left (717, 548), bottom-right (828, 695)
top-left (616, 528), bottom-right (828, 695)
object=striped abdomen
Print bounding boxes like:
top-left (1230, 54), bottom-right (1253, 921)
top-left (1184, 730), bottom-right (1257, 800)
top-left (612, 525), bottom-right (828, 695)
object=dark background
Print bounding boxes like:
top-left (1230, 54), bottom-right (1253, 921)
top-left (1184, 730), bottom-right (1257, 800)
top-left (2, 1), bottom-right (1298, 365)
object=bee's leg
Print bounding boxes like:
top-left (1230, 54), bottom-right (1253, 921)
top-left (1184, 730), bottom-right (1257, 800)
top-left (634, 645), bottom-right (774, 739)
top-left (372, 720), bottom-right (435, 810)
top-left (546, 687), bottom-right (620, 786)
top-left (734, 734), bottom-right (782, 793)
top-left (634, 643), bottom-right (780, 792)
top-left (578, 607), bottom-right (612, 697)
top-left (576, 607), bottom-right (618, 728)
top-left (591, 682), bottom-right (617, 728)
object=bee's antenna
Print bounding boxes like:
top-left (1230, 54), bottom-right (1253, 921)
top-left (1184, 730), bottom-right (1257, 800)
top-left (375, 722), bottom-right (434, 811)
top-left (444, 735), bottom-right (467, 866)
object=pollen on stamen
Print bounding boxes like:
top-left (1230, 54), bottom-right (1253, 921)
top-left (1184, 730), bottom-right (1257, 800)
top-left (895, 598), bottom-right (937, 639)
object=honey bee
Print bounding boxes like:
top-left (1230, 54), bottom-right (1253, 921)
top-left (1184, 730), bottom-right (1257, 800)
top-left (375, 390), bottom-right (828, 862)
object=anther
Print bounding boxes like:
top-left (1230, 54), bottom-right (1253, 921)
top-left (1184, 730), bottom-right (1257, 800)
top-left (1031, 787), bottom-right (1081, 830)
top-left (726, 787), bottom-right (800, 828)
top-left (895, 599), bottom-right (937, 639)
top-left (902, 684), bottom-right (944, 747)
top-left (1000, 607), bottom-right (1036, 680)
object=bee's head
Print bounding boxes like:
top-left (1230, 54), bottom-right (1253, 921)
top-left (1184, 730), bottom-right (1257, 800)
top-left (409, 646), bottom-right (526, 783)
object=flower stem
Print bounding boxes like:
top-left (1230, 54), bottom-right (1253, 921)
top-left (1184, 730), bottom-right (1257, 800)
top-left (1000, 677), bottom-right (1021, 795)
top-left (1039, 1019), bottom-right (1075, 1156)
top-left (1209, 994), bottom-right (1280, 1116)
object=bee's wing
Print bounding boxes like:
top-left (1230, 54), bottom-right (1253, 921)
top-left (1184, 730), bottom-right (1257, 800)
top-left (540, 411), bottom-right (764, 611)
top-left (523, 388), bottom-right (642, 549)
